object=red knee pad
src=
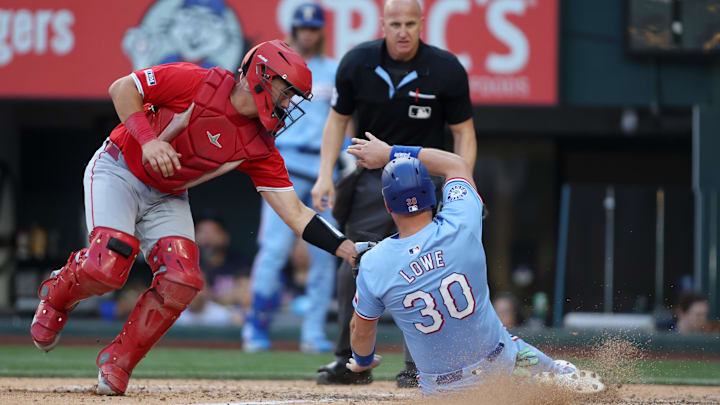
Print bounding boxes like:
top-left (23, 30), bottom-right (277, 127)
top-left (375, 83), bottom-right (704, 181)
top-left (81, 227), bottom-right (140, 289)
top-left (38, 227), bottom-right (139, 311)
top-left (96, 236), bottom-right (203, 375)
top-left (32, 227), bottom-right (139, 350)
top-left (147, 236), bottom-right (204, 290)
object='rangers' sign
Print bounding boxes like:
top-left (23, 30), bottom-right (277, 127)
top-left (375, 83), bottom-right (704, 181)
top-left (0, 0), bottom-right (556, 105)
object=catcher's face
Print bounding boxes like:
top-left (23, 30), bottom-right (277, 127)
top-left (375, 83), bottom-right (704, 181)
top-left (269, 77), bottom-right (294, 110)
top-left (265, 76), bottom-right (310, 137)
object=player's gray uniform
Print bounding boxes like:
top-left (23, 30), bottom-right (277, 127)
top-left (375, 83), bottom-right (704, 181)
top-left (83, 139), bottom-right (195, 257)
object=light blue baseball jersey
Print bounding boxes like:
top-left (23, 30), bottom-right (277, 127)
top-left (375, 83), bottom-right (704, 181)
top-left (354, 178), bottom-right (518, 375)
top-left (276, 56), bottom-right (338, 179)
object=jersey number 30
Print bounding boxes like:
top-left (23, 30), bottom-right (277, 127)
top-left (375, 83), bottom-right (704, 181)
top-left (402, 273), bottom-right (474, 334)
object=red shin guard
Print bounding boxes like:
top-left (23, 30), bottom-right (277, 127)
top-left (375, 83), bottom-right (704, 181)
top-left (97, 236), bottom-right (203, 394)
top-left (31, 227), bottom-right (139, 349)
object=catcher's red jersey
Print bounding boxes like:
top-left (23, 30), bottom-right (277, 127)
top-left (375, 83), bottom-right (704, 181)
top-left (108, 63), bottom-right (293, 194)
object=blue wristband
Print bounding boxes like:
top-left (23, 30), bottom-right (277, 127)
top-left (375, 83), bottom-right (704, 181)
top-left (351, 346), bottom-right (376, 368)
top-left (389, 145), bottom-right (422, 161)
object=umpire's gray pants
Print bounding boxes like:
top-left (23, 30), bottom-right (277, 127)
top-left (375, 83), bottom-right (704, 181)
top-left (334, 169), bottom-right (399, 360)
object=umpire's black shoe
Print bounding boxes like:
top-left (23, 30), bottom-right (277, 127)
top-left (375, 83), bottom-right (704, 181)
top-left (316, 360), bottom-right (373, 385)
top-left (395, 364), bottom-right (419, 388)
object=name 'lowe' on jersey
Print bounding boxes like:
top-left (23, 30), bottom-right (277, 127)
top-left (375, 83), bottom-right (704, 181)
top-left (353, 178), bottom-right (519, 376)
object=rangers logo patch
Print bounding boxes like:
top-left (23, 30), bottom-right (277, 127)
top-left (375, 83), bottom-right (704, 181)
top-left (447, 184), bottom-right (468, 201)
top-left (144, 69), bottom-right (156, 86)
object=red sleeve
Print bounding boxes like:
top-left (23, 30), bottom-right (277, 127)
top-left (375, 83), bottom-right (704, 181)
top-left (131, 63), bottom-right (206, 110)
top-left (238, 148), bottom-right (294, 192)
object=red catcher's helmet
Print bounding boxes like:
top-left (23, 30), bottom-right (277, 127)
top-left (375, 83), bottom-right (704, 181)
top-left (239, 39), bottom-right (312, 137)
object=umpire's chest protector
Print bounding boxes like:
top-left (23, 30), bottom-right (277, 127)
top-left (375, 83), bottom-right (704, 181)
top-left (141, 67), bottom-right (276, 192)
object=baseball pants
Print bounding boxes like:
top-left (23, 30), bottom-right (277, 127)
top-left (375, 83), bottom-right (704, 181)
top-left (84, 139), bottom-right (195, 255)
top-left (417, 336), bottom-right (565, 396)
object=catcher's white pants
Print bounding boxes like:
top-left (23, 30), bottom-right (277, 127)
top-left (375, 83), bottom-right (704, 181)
top-left (83, 139), bottom-right (195, 257)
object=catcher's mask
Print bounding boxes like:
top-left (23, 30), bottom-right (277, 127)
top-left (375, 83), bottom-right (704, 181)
top-left (382, 157), bottom-right (437, 214)
top-left (240, 39), bottom-right (312, 137)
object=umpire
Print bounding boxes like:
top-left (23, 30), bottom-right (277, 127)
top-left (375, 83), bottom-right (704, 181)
top-left (311, 0), bottom-right (476, 387)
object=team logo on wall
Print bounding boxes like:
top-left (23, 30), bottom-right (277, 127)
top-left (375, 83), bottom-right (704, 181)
top-left (122, 0), bottom-right (244, 71)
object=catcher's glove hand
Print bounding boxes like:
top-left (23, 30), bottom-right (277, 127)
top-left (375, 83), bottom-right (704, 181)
top-left (352, 241), bottom-right (377, 278)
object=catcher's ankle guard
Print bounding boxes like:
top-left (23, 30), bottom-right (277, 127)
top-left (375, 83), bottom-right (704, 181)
top-left (302, 214), bottom-right (346, 255)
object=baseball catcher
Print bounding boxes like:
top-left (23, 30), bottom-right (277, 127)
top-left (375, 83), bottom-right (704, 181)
top-left (30, 39), bottom-right (356, 396)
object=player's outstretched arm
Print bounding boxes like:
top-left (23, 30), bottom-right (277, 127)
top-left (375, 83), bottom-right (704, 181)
top-left (311, 110), bottom-right (353, 212)
top-left (347, 313), bottom-right (382, 373)
top-left (347, 132), bottom-right (475, 188)
top-left (261, 189), bottom-right (356, 263)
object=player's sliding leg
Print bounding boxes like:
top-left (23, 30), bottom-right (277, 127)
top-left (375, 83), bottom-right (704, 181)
top-left (513, 338), bottom-right (606, 394)
top-left (96, 236), bottom-right (203, 396)
top-left (511, 339), bottom-right (569, 376)
top-left (31, 227), bottom-right (139, 352)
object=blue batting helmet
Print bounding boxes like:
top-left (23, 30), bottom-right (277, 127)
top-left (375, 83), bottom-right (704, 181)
top-left (382, 157), bottom-right (436, 214)
top-left (292, 3), bottom-right (325, 29)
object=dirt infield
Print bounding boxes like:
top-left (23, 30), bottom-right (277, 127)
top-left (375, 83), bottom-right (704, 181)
top-left (0, 378), bottom-right (718, 405)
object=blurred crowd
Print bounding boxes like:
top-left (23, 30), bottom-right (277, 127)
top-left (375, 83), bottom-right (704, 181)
top-left (665, 291), bottom-right (715, 334)
top-left (490, 289), bottom-right (717, 335)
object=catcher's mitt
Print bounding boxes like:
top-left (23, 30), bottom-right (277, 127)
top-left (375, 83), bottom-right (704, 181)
top-left (352, 241), bottom-right (377, 278)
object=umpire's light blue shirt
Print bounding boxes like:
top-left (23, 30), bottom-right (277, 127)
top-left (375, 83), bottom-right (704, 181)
top-left (277, 56), bottom-right (338, 180)
top-left (354, 178), bottom-right (518, 375)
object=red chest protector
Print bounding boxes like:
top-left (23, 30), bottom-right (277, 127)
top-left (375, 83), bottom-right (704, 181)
top-left (121, 67), bottom-right (275, 193)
